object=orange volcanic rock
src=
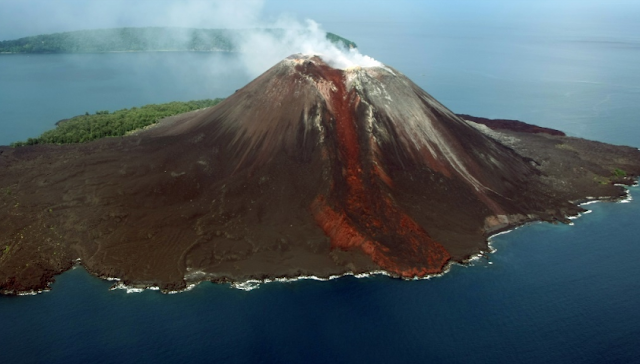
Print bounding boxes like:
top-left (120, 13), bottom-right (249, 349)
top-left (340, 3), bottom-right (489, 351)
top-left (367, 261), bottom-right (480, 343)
top-left (1, 54), bottom-right (639, 294)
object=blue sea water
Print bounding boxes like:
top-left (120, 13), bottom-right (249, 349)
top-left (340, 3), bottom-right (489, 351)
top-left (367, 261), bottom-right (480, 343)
top-left (1, 19), bottom-right (640, 364)
top-left (0, 52), bottom-right (251, 146)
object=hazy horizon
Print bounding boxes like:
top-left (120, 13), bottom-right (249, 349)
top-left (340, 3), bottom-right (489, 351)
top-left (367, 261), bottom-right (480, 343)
top-left (1, 0), bottom-right (639, 41)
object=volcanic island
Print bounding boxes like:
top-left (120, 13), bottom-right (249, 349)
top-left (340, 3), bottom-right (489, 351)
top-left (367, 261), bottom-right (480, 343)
top-left (1, 54), bottom-right (639, 294)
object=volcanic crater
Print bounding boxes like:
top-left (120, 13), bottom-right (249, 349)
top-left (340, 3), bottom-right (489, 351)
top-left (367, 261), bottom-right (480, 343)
top-left (1, 54), bottom-right (639, 294)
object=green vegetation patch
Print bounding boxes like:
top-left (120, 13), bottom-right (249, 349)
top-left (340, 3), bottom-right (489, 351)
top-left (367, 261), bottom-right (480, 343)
top-left (325, 32), bottom-right (357, 49)
top-left (11, 99), bottom-right (223, 146)
top-left (613, 168), bottom-right (627, 178)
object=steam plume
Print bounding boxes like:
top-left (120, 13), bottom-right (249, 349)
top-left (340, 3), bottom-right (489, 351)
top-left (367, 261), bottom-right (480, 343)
top-left (236, 18), bottom-right (381, 76)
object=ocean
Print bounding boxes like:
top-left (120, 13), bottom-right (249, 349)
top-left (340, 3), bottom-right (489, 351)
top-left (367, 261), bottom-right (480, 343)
top-left (1, 20), bottom-right (640, 363)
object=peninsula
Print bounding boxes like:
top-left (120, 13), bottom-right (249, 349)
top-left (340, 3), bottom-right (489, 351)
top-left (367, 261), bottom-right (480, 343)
top-left (1, 54), bottom-right (638, 294)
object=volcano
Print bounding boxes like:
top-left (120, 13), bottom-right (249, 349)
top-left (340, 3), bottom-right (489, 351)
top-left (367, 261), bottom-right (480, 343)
top-left (1, 54), bottom-right (639, 294)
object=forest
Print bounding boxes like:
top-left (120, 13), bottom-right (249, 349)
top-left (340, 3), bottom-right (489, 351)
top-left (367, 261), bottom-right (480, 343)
top-left (11, 99), bottom-right (223, 146)
top-left (0, 27), bottom-right (357, 53)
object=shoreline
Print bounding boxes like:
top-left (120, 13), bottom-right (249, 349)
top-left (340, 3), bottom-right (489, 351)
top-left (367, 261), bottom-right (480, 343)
top-left (66, 182), bottom-right (640, 295)
top-left (4, 182), bottom-right (636, 296)
top-left (107, 266), bottom-right (453, 294)
top-left (481, 181), bottom-right (637, 267)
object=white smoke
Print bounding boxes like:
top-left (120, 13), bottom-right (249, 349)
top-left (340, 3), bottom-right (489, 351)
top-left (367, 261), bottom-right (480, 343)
top-left (236, 18), bottom-right (381, 76)
top-left (153, 0), bottom-right (384, 76)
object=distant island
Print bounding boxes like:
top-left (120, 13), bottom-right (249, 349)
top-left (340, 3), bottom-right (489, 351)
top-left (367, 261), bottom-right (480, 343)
top-left (0, 27), bottom-right (356, 54)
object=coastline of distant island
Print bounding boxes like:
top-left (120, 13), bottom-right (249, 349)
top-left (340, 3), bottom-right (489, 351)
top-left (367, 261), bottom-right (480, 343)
top-left (0, 27), bottom-right (357, 54)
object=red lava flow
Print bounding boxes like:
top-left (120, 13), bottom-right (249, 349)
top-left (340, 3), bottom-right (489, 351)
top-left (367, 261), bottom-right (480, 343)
top-left (311, 65), bottom-right (450, 277)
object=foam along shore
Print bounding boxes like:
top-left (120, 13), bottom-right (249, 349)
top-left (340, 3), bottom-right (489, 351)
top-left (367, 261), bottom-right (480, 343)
top-left (485, 183), bottom-right (637, 256)
top-left (104, 269), bottom-right (438, 294)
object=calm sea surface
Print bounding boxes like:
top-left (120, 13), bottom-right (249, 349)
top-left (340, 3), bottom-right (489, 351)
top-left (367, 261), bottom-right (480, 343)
top-left (1, 21), bottom-right (639, 363)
